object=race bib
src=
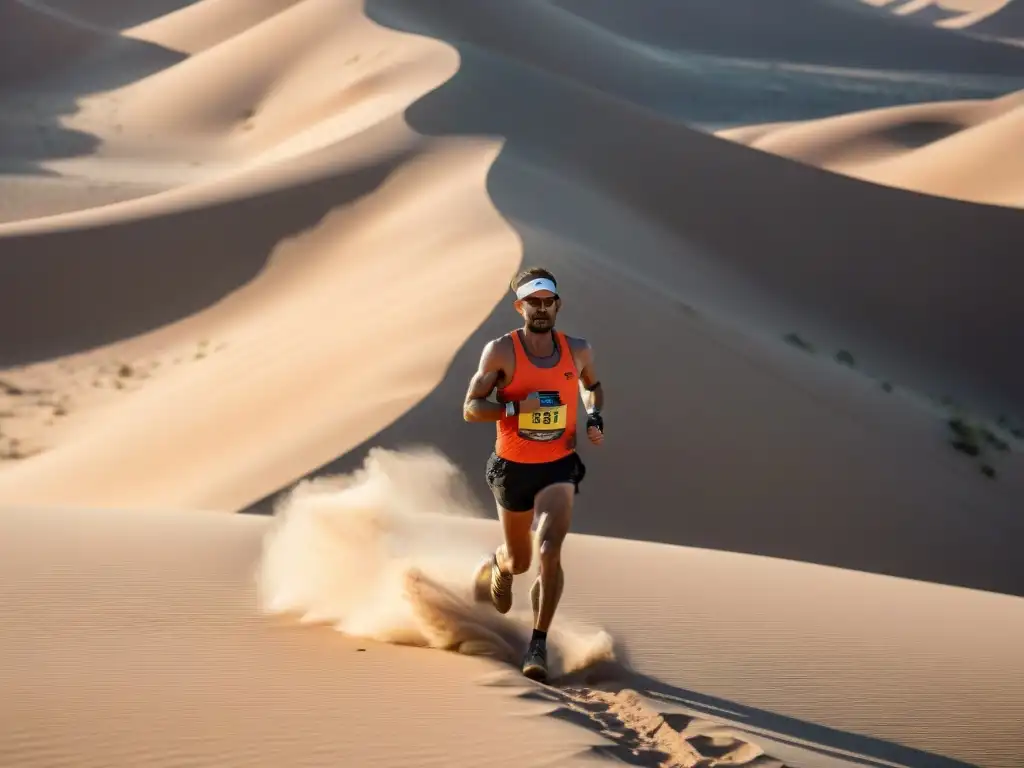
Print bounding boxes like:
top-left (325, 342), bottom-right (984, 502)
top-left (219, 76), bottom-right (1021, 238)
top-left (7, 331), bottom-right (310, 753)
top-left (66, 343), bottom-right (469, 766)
top-left (517, 391), bottom-right (567, 442)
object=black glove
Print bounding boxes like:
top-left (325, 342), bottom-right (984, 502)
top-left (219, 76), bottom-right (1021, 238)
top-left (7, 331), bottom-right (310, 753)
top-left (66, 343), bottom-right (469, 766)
top-left (586, 409), bottom-right (603, 434)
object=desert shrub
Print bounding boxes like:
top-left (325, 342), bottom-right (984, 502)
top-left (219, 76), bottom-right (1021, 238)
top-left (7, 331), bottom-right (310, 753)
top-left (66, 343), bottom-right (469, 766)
top-left (783, 332), bottom-right (813, 352)
top-left (835, 349), bottom-right (855, 366)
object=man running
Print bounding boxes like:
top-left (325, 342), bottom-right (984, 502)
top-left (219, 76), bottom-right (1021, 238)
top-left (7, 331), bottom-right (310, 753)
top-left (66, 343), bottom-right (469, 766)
top-left (462, 266), bottom-right (605, 682)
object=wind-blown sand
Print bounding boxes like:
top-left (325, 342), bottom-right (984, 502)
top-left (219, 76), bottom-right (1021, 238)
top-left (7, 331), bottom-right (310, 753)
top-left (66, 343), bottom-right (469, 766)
top-left (2, 0), bottom-right (1024, 767)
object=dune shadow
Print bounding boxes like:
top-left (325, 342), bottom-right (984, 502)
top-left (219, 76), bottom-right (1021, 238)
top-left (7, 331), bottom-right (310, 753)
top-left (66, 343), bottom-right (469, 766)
top-left (530, 659), bottom-right (980, 768)
top-left (658, 56), bottom-right (1021, 130)
top-left (0, 120), bottom-right (105, 177)
top-left (550, 0), bottom-right (1024, 76)
top-left (36, 0), bottom-right (207, 30)
top-left (0, 3), bottom-right (186, 177)
top-left (0, 3), bottom-right (436, 364)
top-left (877, 119), bottom-right (964, 149)
top-left (365, 1), bottom-right (1024, 131)
top-left (972, 2), bottom-right (1024, 42)
top-left (855, 1), bottom-right (964, 28)
top-left (903, 7), bottom-right (964, 26)
top-left (551, 0), bottom-right (1024, 128)
top-left (0, 144), bottom-right (416, 365)
top-left (364, 0), bottom-right (1024, 415)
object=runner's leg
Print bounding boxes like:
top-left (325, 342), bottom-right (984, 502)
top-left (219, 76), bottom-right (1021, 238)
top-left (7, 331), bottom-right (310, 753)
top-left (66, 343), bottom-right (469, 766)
top-left (476, 503), bottom-right (534, 614)
top-left (521, 481), bottom-right (573, 681)
top-left (532, 483), bottom-right (573, 632)
top-left (496, 504), bottom-right (535, 575)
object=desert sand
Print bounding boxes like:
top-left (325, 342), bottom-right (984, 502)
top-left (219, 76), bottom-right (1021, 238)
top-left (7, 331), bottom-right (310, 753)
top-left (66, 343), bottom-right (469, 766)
top-left (717, 89), bottom-right (1024, 207)
top-left (717, 3), bottom-right (1024, 205)
top-left (2, 1), bottom-right (1024, 767)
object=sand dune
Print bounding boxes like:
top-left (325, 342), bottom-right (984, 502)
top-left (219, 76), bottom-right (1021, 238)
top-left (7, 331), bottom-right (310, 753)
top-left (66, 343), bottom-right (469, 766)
top-left (0, 134), bottom-right (519, 509)
top-left (0, 0), bottom-right (517, 510)
top-left (2, 0), bottom-right (1024, 767)
top-left (552, 0), bottom-right (1024, 72)
top-left (717, 89), bottom-right (1024, 207)
top-left (124, 0), bottom-right (306, 55)
top-left (4, 449), bottom-right (1023, 767)
top-left (106, 0), bottom-right (429, 143)
top-left (0, 2), bottom-right (186, 221)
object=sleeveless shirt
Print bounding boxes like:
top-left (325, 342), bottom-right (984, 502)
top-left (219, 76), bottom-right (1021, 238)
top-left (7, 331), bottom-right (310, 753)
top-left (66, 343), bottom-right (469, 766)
top-left (495, 330), bottom-right (579, 464)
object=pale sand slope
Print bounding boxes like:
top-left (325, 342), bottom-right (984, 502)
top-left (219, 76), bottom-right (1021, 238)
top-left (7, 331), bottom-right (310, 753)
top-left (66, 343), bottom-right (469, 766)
top-left (717, 90), bottom-right (1024, 207)
top-left (0, 0), bottom-right (521, 509)
top-left (3, 448), bottom-right (1023, 768)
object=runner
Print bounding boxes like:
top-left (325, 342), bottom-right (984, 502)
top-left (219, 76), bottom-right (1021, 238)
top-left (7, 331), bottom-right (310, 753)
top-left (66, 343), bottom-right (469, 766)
top-left (462, 267), bottom-right (605, 682)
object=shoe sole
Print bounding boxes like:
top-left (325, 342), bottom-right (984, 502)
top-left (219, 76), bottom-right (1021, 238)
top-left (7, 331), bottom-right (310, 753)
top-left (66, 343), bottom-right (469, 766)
top-left (522, 662), bottom-right (548, 683)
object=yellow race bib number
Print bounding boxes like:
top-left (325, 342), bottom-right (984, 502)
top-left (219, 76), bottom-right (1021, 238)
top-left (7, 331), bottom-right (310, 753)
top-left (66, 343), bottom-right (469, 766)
top-left (517, 395), bottom-right (567, 442)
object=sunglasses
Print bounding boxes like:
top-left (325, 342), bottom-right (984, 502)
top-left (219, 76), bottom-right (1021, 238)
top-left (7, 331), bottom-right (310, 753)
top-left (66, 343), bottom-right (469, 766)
top-left (521, 295), bottom-right (559, 309)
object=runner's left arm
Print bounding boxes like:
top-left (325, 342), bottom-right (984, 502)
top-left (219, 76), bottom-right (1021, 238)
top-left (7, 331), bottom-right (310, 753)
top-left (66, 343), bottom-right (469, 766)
top-left (576, 342), bottom-right (604, 429)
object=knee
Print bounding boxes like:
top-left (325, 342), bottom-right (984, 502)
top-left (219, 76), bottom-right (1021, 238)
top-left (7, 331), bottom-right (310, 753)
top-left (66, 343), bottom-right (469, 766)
top-left (506, 547), bottom-right (532, 575)
top-left (538, 537), bottom-right (563, 570)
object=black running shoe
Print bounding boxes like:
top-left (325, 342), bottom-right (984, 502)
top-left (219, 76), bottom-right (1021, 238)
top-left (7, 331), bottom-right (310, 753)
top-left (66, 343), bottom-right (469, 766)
top-left (521, 640), bottom-right (549, 682)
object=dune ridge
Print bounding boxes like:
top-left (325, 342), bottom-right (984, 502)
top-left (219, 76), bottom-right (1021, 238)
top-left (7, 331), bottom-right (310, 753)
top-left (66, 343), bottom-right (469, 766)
top-left (123, 0), bottom-right (307, 54)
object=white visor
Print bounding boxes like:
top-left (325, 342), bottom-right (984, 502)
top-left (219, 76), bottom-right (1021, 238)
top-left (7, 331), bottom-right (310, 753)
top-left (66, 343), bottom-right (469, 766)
top-left (516, 277), bottom-right (558, 299)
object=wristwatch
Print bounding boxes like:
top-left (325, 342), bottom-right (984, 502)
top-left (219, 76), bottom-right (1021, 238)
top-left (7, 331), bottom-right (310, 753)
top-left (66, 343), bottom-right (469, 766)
top-left (505, 401), bottom-right (516, 417)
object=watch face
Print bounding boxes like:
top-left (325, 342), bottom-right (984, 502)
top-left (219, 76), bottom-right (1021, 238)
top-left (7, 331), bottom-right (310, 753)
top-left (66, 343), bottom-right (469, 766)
top-left (538, 392), bottom-right (560, 408)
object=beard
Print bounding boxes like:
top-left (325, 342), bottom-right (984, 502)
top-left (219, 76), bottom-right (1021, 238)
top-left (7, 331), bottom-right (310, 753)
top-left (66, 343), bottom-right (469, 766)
top-left (526, 315), bottom-right (553, 333)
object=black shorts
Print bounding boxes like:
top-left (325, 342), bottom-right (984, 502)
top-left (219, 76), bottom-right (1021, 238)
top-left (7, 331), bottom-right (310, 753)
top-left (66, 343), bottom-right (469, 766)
top-left (485, 451), bottom-right (586, 513)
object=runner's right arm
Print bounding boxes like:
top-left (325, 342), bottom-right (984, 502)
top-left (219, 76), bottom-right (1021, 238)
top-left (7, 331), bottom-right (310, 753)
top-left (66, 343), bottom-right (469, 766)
top-left (463, 340), bottom-right (508, 422)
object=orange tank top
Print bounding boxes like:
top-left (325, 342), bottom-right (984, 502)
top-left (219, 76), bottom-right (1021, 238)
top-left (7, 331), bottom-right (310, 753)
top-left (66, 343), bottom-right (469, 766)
top-left (495, 330), bottom-right (579, 464)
